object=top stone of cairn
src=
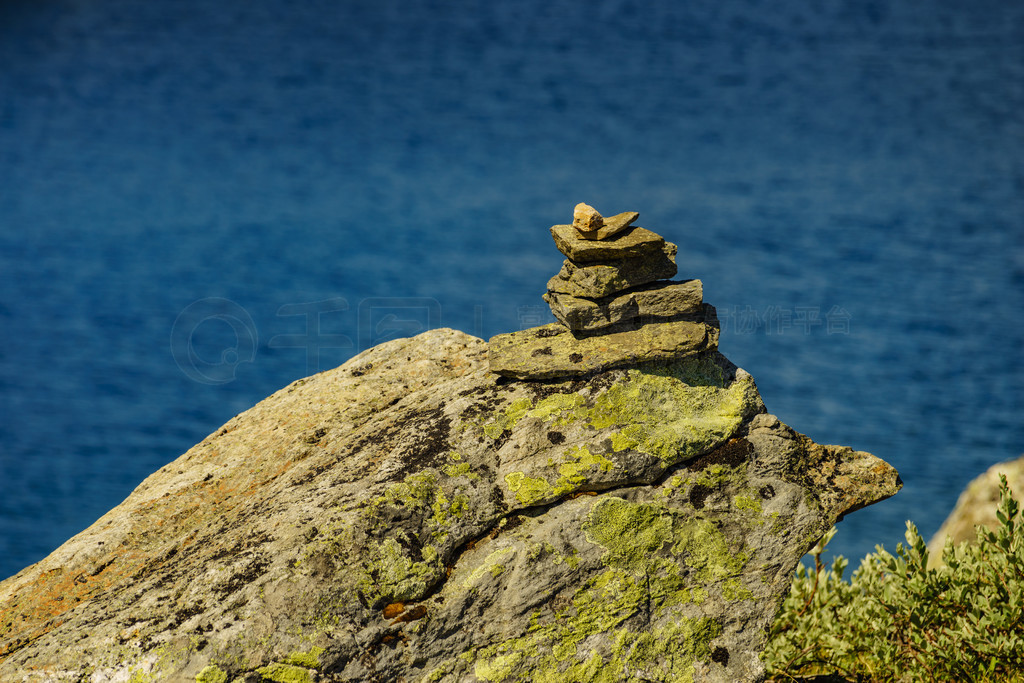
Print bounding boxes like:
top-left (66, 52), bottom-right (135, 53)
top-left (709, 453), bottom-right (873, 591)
top-left (571, 202), bottom-right (640, 241)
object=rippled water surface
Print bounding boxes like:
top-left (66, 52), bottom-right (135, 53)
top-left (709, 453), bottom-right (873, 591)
top-left (1, 0), bottom-right (1022, 580)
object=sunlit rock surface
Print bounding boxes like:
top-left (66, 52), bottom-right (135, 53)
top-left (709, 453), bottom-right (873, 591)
top-left (0, 327), bottom-right (899, 682)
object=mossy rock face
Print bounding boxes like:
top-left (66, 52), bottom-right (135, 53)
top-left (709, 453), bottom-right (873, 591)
top-left (0, 328), bottom-right (900, 682)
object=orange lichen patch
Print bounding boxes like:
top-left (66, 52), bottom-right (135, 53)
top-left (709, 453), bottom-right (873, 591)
top-left (382, 602), bottom-right (406, 619)
top-left (390, 604), bottom-right (427, 624)
top-left (268, 458), bottom-right (295, 481)
top-left (0, 456), bottom-right (287, 663)
top-left (0, 546), bottom-right (150, 661)
top-left (1, 330), bottom-right (494, 672)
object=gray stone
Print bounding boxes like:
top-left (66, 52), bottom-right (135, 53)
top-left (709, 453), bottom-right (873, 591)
top-left (547, 245), bottom-right (679, 299)
top-left (545, 279), bottom-right (703, 333)
top-left (551, 223), bottom-right (666, 263)
top-left (576, 210), bottom-right (640, 241)
top-left (0, 328), bottom-right (900, 682)
top-left (488, 312), bottom-right (720, 379)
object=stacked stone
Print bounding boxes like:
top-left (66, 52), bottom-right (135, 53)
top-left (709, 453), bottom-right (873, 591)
top-left (543, 203), bottom-right (702, 334)
top-left (489, 204), bottom-right (719, 379)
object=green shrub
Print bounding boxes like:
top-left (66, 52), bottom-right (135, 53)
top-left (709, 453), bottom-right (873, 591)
top-left (764, 475), bottom-right (1024, 682)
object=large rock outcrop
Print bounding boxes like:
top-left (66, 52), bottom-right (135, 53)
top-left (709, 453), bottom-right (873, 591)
top-left (927, 454), bottom-right (1024, 566)
top-left (0, 207), bottom-right (901, 683)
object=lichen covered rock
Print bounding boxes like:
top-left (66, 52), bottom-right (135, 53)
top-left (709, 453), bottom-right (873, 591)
top-left (0, 328), bottom-right (900, 682)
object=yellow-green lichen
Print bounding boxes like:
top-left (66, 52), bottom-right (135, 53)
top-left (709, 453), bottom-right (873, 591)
top-left (556, 445), bottom-right (614, 487)
top-left (585, 496), bottom-right (748, 595)
top-left (283, 646), bottom-right (324, 668)
top-left (442, 461), bottom-right (474, 478)
top-left (505, 471), bottom-right (553, 506)
top-left (461, 547), bottom-right (515, 590)
top-left (492, 358), bottom-right (759, 506)
top-left (614, 616), bottom-right (722, 682)
top-left (670, 514), bottom-right (748, 585)
top-left (128, 668), bottom-right (156, 683)
top-left (475, 647), bottom-right (534, 682)
top-left (461, 497), bottom-right (740, 681)
top-left (484, 393), bottom-right (590, 441)
top-left (768, 511), bottom-right (791, 537)
top-left (377, 471), bottom-right (440, 508)
top-left (125, 640), bottom-right (200, 683)
top-left (551, 547), bottom-right (581, 570)
top-left (358, 466), bottom-right (472, 591)
top-left (484, 397), bottom-right (533, 438)
top-left (525, 392), bottom-right (589, 425)
top-left (466, 569), bottom-right (647, 681)
top-left (196, 666), bottom-right (229, 683)
top-left (255, 663), bottom-right (313, 683)
top-left (430, 487), bottom-right (470, 537)
top-left (424, 660), bottom-right (464, 682)
top-left (505, 445), bottom-right (617, 506)
top-left (359, 535), bottom-right (442, 603)
top-left (589, 359), bottom-right (757, 464)
top-left (695, 463), bottom-right (736, 489)
top-left (527, 541), bottom-right (583, 576)
top-left (469, 568), bottom-right (722, 683)
top-left (721, 577), bottom-right (754, 601)
top-left (733, 493), bottom-right (764, 526)
top-left (441, 451), bottom-right (478, 479)
top-left (733, 495), bottom-right (760, 512)
top-left (583, 497), bottom-right (673, 576)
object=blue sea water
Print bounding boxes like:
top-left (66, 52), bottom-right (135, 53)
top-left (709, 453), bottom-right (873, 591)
top-left (0, 0), bottom-right (1022, 582)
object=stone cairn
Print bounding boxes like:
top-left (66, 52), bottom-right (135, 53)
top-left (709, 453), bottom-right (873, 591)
top-left (489, 203), bottom-right (718, 379)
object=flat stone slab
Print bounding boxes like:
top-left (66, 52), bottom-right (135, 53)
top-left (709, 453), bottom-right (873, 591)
top-left (547, 245), bottom-right (678, 299)
top-left (551, 224), bottom-right (667, 263)
top-left (488, 316), bottom-right (718, 379)
top-left (545, 279), bottom-right (703, 333)
top-left (576, 211), bottom-right (640, 240)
